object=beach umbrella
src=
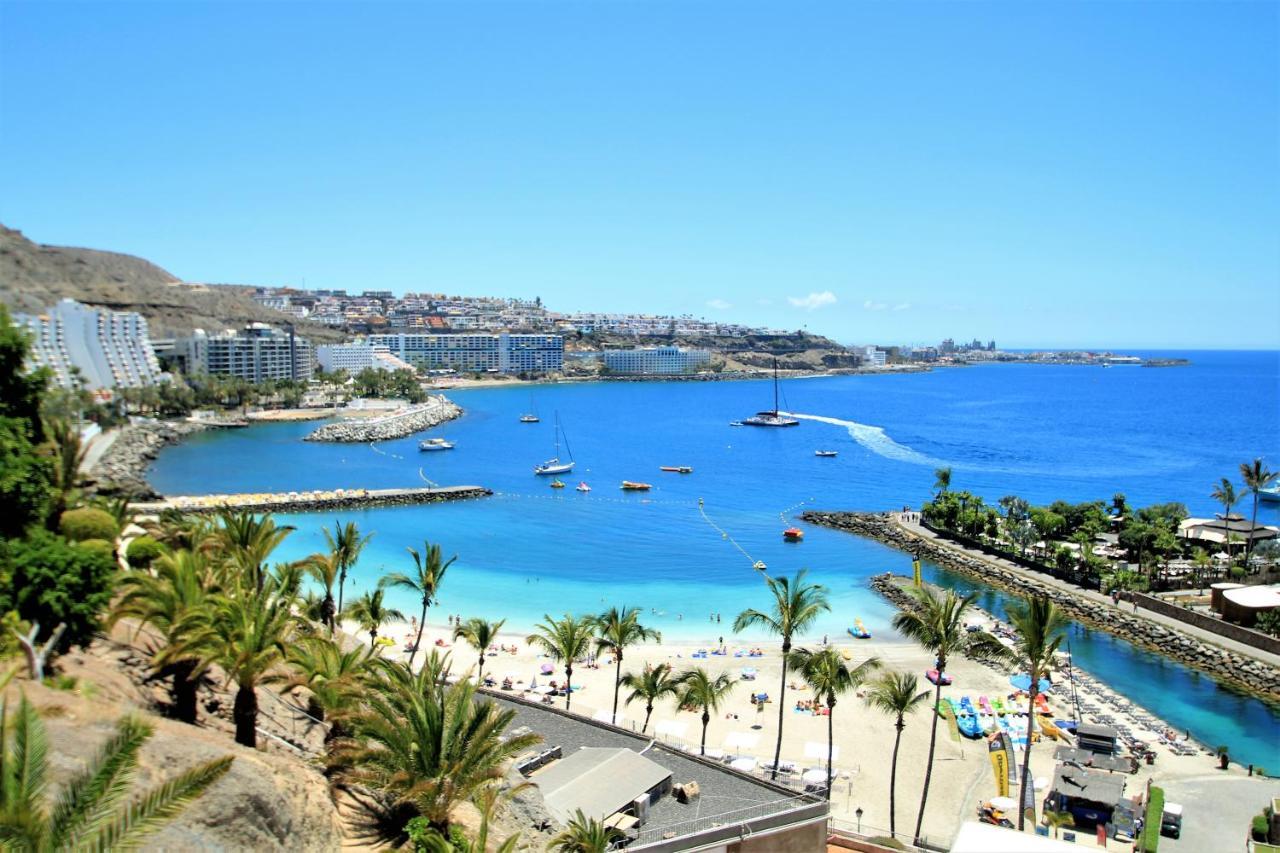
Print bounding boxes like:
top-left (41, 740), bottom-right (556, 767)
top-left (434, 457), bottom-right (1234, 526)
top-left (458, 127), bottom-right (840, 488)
top-left (654, 720), bottom-right (688, 738)
top-left (1009, 674), bottom-right (1052, 693)
top-left (729, 756), bottom-right (758, 772)
top-left (801, 768), bottom-right (828, 784)
top-left (990, 796), bottom-right (1019, 812)
top-left (804, 741), bottom-right (839, 762)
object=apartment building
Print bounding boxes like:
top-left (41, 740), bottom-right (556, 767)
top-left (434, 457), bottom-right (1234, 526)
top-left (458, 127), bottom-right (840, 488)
top-left (315, 342), bottom-right (414, 373)
top-left (17, 298), bottom-right (163, 390)
top-left (177, 324), bottom-right (313, 383)
top-left (367, 333), bottom-right (563, 373)
top-left (602, 346), bottom-right (710, 375)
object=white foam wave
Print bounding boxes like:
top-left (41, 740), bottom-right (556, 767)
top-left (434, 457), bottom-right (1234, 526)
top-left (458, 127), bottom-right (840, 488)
top-left (785, 412), bottom-right (946, 467)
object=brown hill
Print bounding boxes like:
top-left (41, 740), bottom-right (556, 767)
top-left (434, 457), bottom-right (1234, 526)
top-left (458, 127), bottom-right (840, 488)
top-left (0, 225), bottom-right (343, 341)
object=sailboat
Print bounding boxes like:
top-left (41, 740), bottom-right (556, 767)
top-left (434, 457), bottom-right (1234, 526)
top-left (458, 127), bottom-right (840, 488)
top-left (533, 413), bottom-right (575, 475)
top-left (742, 359), bottom-right (799, 427)
top-left (519, 394), bottom-right (540, 423)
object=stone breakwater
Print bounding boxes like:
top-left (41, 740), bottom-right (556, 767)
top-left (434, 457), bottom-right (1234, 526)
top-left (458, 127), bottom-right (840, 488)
top-left (303, 396), bottom-right (462, 443)
top-left (88, 420), bottom-right (209, 499)
top-left (806, 510), bottom-right (1280, 703)
top-left (133, 485), bottom-right (492, 515)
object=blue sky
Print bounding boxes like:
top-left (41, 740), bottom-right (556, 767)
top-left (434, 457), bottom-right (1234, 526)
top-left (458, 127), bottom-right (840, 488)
top-left (1, 1), bottom-right (1276, 349)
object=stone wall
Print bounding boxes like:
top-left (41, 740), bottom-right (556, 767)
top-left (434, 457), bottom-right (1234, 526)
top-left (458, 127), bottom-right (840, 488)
top-left (137, 486), bottom-right (492, 515)
top-left (1131, 592), bottom-right (1280, 656)
top-left (88, 420), bottom-right (209, 499)
top-left (804, 510), bottom-right (1280, 702)
top-left (304, 396), bottom-right (462, 442)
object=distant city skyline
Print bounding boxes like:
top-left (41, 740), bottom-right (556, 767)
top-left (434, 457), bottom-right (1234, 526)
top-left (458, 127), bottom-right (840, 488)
top-left (1, 2), bottom-right (1276, 349)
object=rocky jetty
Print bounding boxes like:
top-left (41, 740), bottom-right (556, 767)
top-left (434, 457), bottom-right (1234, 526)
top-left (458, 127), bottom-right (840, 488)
top-left (88, 420), bottom-right (208, 499)
top-left (134, 485), bottom-right (492, 515)
top-left (304, 396), bottom-right (462, 443)
top-left (807, 510), bottom-right (1280, 702)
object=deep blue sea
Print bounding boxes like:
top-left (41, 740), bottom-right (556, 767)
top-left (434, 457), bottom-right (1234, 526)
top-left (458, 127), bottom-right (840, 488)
top-left (150, 351), bottom-right (1280, 763)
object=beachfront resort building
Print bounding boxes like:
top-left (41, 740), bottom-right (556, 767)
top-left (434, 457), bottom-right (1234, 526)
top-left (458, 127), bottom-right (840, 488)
top-left (601, 346), bottom-right (711, 375)
top-left (367, 332), bottom-right (563, 374)
top-left (16, 298), bottom-right (163, 391)
top-left (315, 342), bottom-right (415, 374)
top-left (859, 345), bottom-right (887, 367)
top-left (176, 324), bottom-right (314, 383)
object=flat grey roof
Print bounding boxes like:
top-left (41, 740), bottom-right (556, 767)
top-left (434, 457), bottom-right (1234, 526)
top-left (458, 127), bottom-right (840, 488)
top-left (534, 747), bottom-right (671, 823)
top-left (1051, 765), bottom-right (1126, 806)
top-left (486, 692), bottom-right (821, 842)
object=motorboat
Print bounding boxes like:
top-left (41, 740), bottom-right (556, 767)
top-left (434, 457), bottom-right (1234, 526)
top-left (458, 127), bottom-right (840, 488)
top-left (519, 414), bottom-right (540, 423)
top-left (814, 450), bottom-right (837, 457)
top-left (1261, 485), bottom-right (1280, 503)
top-left (729, 421), bottom-right (744, 426)
top-left (620, 481), bottom-right (652, 491)
top-left (419, 438), bottom-right (455, 451)
top-left (753, 560), bottom-right (767, 571)
top-left (660, 466), bottom-right (693, 473)
top-left (549, 479), bottom-right (566, 489)
top-left (783, 527), bottom-right (804, 541)
top-left (534, 413), bottom-right (575, 475)
top-left (575, 482), bottom-right (591, 492)
top-left (741, 359), bottom-right (799, 427)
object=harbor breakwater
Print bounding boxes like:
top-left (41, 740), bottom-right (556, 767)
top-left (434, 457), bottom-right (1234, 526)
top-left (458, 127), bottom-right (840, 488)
top-left (806, 510), bottom-right (1280, 703)
top-left (304, 396), bottom-right (462, 442)
top-left (133, 485), bottom-right (492, 515)
top-left (89, 420), bottom-right (209, 499)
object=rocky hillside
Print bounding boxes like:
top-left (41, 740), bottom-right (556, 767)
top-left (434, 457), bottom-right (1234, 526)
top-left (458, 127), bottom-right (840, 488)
top-left (0, 225), bottom-right (343, 341)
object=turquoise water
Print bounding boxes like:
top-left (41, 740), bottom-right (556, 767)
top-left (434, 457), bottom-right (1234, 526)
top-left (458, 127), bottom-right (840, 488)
top-left (149, 351), bottom-right (1280, 762)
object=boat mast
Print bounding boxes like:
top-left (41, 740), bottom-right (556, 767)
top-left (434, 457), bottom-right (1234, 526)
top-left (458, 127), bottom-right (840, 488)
top-left (553, 413), bottom-right (561, 459)
top-left (773, 358), bottom-right (780, 416)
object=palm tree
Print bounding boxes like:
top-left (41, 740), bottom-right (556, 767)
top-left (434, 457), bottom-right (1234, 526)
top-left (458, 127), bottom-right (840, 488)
top-left (733, 569), bottom-right (830, 779)
top-left (410, 790), bottom-right (519, 853)
top-left (0, 693), bottom-right (232, 849)
top-left (675, 667), bottom-right (737, 756)
top-left (43, 416), bottom-right (87, 527)
top-left (1044, 809), bottom-right (1075, 839)
top-left (110, 548), bottom-right (218, 724)
top-left (786, 647), bottom-right (881, 799)
top-left (323, 520), bottom-right (373, 617)
top-left (593, 606), bottom-right (661, 722)
top-left (330, 653), bottom-right (541, 836)
top-left (892, 585), bottom-right (1011, 844)
top-left (453, 617), bottom-right (506, 685)
top-left (208, 574), bottom-right (299, 748)
top-left (1210, 477), bottom-right (1239, 557)
top-left (344, 589), bottom-right (406, 647)
top-left (933, 466), bottom-right (952, 497)
top-left (864, 671), bottom-right (931, 837)
top-left (526, 614), bottom-right (594, 712)
top-left (620, 663), bottom-right (681, 734)
top-left (280, 636), bottom-right (376, 743)
top-left (1006, 595), bottom-right (1068, 831)
top-left (382, 541), bottom-right (455, 666)
top-left (549, 809), bottom-right (624, 853)
top-left (213, 510), bottom-right (295, 589)
top-left (1239, 458), bottom-right (1277, 562)
top-left (303, 551), bottom-right (341, 635)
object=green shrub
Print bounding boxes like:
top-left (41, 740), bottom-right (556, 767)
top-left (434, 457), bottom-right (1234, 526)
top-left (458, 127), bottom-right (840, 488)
top-left (1143, 786), bottom-right (1164, 852)
top-left (0, 531), bottom-right (116, 653)
top-left (59, 507), bottom-right (119, 542)
top-left (1254, 814), bottom-right (1270, 840)
top-left (125, 536), bottom-right (163, 569)
top-left (77, 539), bottom-right (116, 560)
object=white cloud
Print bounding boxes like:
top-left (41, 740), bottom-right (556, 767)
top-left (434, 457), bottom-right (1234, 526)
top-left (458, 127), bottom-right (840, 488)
top-left (706, 298), bottom-right (732, 311)
top-left (863, 300), bottom-right (887, 312)
top-left (788, 291), bottom-right (837, 311)
top-left (892, 302), bottom-right (912, 312)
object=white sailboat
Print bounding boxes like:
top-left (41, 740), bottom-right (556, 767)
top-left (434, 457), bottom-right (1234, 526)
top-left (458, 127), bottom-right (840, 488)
top-left (742, 359), bottom-right (799, 427)
top-left (533, 413), bottom-right (575, 475)
top-left (519, 394), bottom-right (540, 423)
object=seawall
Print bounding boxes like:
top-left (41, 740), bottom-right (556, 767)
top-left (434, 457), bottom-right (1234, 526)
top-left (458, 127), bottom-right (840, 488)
top-left (804, 510), bottom-right (1280, 703)
top-left (304, 396), bottom-right (462, 443)
top-left (133, 485), bottom-right (492, 515)
top-left (88, 420), bottom-right (210, 500)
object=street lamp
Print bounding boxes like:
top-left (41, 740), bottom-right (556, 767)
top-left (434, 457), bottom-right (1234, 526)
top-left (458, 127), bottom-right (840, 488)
top-left (855, 807), bottom-right (863, 834)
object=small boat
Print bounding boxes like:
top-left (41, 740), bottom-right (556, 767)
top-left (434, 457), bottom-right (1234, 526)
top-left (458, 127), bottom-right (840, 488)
top-left (814, 450), bottom-right (837, 457)
top-left (550, 479), bottom-right (565, 489)
top-left (753, 560), bottom-right (767, 571)
top-left (741, 359), bottom-right (799, 427)
top-left (1261, 485), bottom-right (1280, 503)
top-left (575, 482), bottom-right (591, 492)
top-left (419, 438), bottom-right (455, 451)
top-left (660, 466), bottom-right (693, 473)
top-left (783, 527), bottom-right (804, 541)
top-left (519, 414), bottom-right (540, 423)
top-left (925, 669), bottom-right (953, 686)
top-left (621, 481), bottom-right (652, 491)
top-left (534, 413), bottom-right (576, 475)
top-left (729, 421), bottom-right (744, 426)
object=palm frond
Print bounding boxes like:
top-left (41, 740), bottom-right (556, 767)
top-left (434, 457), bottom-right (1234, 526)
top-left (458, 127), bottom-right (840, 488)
top-left (47, 715), bottom-right (151, 848)
top-left (81, 755), bottom-right (233, 852)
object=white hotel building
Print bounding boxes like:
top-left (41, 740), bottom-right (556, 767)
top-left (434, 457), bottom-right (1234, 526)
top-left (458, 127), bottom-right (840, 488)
top-left (601, 346), bottom-right (710, 375)
top-left (367, 333), bottom-right (563, 374)
top-left (18, 298), bottom-right (163, 391)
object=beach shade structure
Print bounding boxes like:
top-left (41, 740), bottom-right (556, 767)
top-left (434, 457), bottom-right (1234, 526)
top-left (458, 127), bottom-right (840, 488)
top-left (592, 709), bottom-right (626, 727)
top-left (729, 756), bottom-right (758, 773)
top-left (804, 741), bottom-right (839, 763)
top-left (989, 796), bottom-right (1019, 812)
top-left (654, 720), bottom-right (688, 739)
top-left (1010, 674), bottom-right (1052, 693)
top-left (801, 768), bottom-right (829, 784)
top-left (724, 731), bottom-right (761, 753)
top-left (540, 663), bottom-right (555, 675)
top-left (533, 685), bottom-right (556, 695)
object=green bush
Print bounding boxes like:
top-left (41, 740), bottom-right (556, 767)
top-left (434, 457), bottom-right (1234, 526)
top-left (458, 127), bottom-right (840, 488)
top-left (77, 539), bottom-right (116, 560)
top-left (59, 507), bottom-right (120, 543)
top-left (0, 531), bottom-right (116, 653)
top-left (125, 536), bottom-right (163, 569)
top-left (1254, 814), bottom-right (1270, 840)
top-left (1143, 786), bottom-right (1164, 852)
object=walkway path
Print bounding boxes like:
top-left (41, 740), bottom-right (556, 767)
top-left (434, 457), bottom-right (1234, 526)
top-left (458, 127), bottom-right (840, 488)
top-left (892, 513), bottom-right (1280, 669)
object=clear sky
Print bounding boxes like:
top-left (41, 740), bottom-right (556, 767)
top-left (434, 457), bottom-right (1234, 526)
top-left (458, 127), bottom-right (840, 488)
top-left (1, 1), bottom-right (1276, 349)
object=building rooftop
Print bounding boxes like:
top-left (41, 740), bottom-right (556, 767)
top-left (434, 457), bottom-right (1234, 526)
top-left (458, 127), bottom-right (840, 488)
top-left (532, 746), bottom-right (671, 823)
top-left (1050, 765), bottom-right (1126, 806)
top-left (1222, 585), bottom-right (1280, 609)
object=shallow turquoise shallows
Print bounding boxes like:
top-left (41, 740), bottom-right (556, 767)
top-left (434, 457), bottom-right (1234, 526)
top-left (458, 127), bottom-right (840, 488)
top-left (149, 350), bottom-right (1280, 763)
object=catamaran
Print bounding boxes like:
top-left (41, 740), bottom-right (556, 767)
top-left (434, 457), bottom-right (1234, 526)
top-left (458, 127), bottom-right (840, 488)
top-left (533, 413), bottom-right (575, 475)
top-left (742, 359), bottom-right (798, 427)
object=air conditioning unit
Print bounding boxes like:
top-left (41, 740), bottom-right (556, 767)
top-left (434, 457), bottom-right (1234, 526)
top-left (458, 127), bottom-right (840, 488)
top-left (631, 795), bottom-right (649, 825)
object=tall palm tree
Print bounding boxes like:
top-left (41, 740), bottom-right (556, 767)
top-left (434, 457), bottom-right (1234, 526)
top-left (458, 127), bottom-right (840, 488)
top-left (933, 466), bottom-right (952, 497)
top-left (110, 548), bottom-right (218, 724)
top-left (1239, 458), bottom-right (1277, 562)
top-left (786, 647), bottom-right (882, 799)
top-left (323, 520), bottom-right (373, 617)
top-left (864, 671), bottom-right (931, 838)
top-left (344, 589), bottom-right (406, 647)
top-left (280, 636), bottom-right (377, 744)
top-left (213, 510), bottom-right (295, 590)
top-left (207, 573), bottom-right (299, 748)
top-left (0, 694), bottom-right (232, 850)
top-left (1210, 477), bottom-right (1238, 544)
top-left (592, 606), bottom-right (661, 721)
top-left (675, 667), bottom-right (737, 755)
top-left (453, 617), bottom-right (506, 685)
top-left (303, 551), bottom-right (342, 635)
top-left (383, 541), bottom-right (455, 666)
top-left (620, 663), bottom-right (681, 734)
top-left (330, 653), bottom-right (540, 836)
top-left (526, 614), bottom-right (594, 712)
top-left (733, 569), bottom-right (830, 779)
top-left (1005, 595), bottom-right (1068, 831)
top-left (892, 585), bottom-right (1011, 844)
top-left (549, 809), bottom-right (624, 853)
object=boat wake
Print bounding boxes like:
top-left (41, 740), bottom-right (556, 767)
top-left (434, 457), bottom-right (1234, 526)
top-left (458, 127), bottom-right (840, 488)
top-left (784, 413), bottom-right (946, 468)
